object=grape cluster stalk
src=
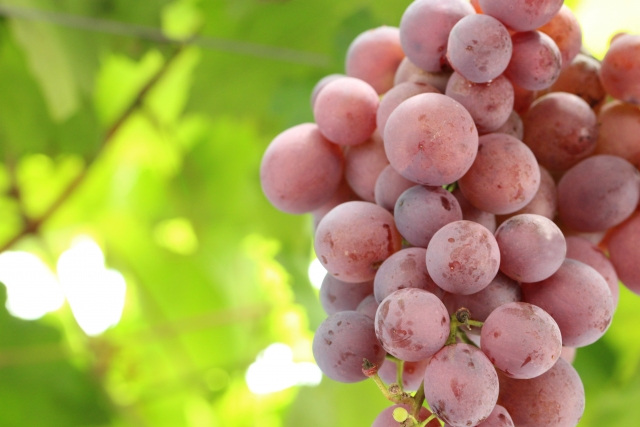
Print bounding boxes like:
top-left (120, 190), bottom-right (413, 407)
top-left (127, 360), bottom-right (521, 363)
top-left (260, 0), bottom-right (640, 425)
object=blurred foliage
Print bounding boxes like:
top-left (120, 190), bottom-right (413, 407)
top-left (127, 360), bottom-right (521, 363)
top-left (0, 0), bottom-right (637, 426)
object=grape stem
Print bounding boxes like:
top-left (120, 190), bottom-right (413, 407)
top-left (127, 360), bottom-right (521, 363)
top-left (446, 307), bottom-right (484, 345)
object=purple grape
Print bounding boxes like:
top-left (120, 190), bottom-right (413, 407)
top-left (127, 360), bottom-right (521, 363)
top-left (523, 92), bottom-right (598, 173)
top-left (319, 274), bottom-right (373, 315)
top-left (557, 155), bottom-right (640, 232)
top-left (394, 185), bottom-right (462, 248)
top-left (344, 130), bottom-right (389, 202)
top-left (479, 0), bottom-right (563, 32)
top-left (345, 26), bottom-right (404, 95)
top-left (312, 311), bottom-right (386, 383)
top-left (315, 201), bottom-right (403, 283)
top-left (445, 72), bottom-right (514, 134)
top-left (426, 220), bottom-right (501, 295)
top-left (374, 247), bottom-right (445, 304)
top-left (494, 214), bottom-right (566, 283)
top-left (374, 164), bottom-right (416, 212)
top-left (474, 404), bottom-right (514, 427)
top-left (260, 123), bottom-right (344, 214)
top-left (446, 14), bottom-right (512, 83)
top-left (458, 132), bottom-right (540, 215)
top-left (443, 271), bottom-right (521, 322)
top-left (607, 211), bottom-right (640, 296)
top-left (498, 358), bottom-right (585, 427)
top-left (383, 93), bottom-right (479, 186)
top-left (505, 31), bottom-right (562, 91)
top-left (481, 302), bottom-right (562, 379)
top-left (375, 288), bottom-right (450, 362)
top-left (399, 0), bottom-right (475, 72)
top-left (424, 343), bottom-right (499, 427)
top-left (521, 259), bottom-right (614, 348)
top-left (565, 235), bottom-right (620, 308)
top-left (313, 76), bottom-right (379, 146)
top-left (356, 294), bottom-right (378, 319)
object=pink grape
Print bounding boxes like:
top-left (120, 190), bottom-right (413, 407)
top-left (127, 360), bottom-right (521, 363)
top-left (607, 211), bottom-right (640, 295)
top-left (394, 57), bottom-right (452, 92)
top-left (375, 288), bottom-right (450, 362)
top-left (260, 123), bottom-right (344, 214)
top-left (600, 34), bottom-right (640, 105)
top-left (315, 201), bottom-right (403, 283)
top-left (319, 274), bottom-right (373, 315)
top-left (344, 131), bottom-right (389, 202)
top-left (479, 0), bottom-right (563, 32)
top-left (374, 164), bottom-right (416, 212)
top-left (538, 5), bottom-right (582, 70)
top-left (424, 343), bottom-right (499, 427)
top-left (312, 311), bottom-right (386, 383)
top-left (378, 358), bottom-right (430, 392)
top-left (481, 302), bottom-right (562, 379)
top-left (505, 31), bottom-right (562, 91)
top-left (498, 358), bottom-right (585, 427)
top-left (426, 220), bottom-right (501, 295)
top-left (313, 76), bottom-right (378, 146)
top-left (384, 93), bottom-right (479, 186)
top-left (377, 81), bottom-right (440, 135)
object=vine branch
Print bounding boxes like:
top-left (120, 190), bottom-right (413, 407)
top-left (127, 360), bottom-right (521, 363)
top-left (0, 45), bottom-right (184, 253)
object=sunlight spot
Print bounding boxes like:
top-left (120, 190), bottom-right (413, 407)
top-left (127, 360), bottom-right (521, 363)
top-left (57, 237), bottom-right (126, 336)
top-left (0, 251), bottom-right (65, 320)
top-left (245, 343), bottom-right (322, 395)
top-left (308, 257), bottom-right (327, 290)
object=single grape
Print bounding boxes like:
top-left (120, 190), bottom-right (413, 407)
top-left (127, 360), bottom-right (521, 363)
top-left (505, 31), bottom-right (562, 91)
top-left (481, 302), bottom-right (562, 379)
top-left (375, 288), bottom-right (450, 362)
top-left (374, 247), bottom-right (444, 304)
top-left (356, 294), bottom-right (379, 320)
top-left (344, 130), bottom-right (389, 202)
top-left (345, 26), bottom-right (405, 95)
top-left (479, 0), bottom-right (563, 32)
top-left (446, 14), bottom-right (512, 83)
top-left (498, 358), bottom-right (585, 427)
top-left (488, 110), bottom-right (524, 140)
top-left (451, 188), bottom-right (497, 233)
top-left (319, 273), bottom-right (373, 315)
top-left (315, 201), bottom-right (403, 283)
top-left (260, 123), bottom-right (344, 214)
top-left (505, 165), bottom-right (557, 220)
top-left (312, 311), bottom-right (386, 383)
top-left (394, 57), bottom-right (452, 92)
top-left (394, 185), bottom-right (463, 248)
top-left (557, 155), bottom-right (640, 232)
top-left (494, 214), bottom-right (566, 283)
top-left (377, 81), bottom-right (440, 135)
top-left (457, 133), bottom-right (540, 215)
top-left (424, 343), bottom-right (499, 427)
top-left (607, 211), bottom-right (640, 296)
top-left (600, 34), bottom-right (640, 105)
top-left (521, 259), bottom-right (614, 347)
top-left (313, 76), bottom-right (379, 146)
top-left (594, 100), bottom-right (640, 169)
top-left (374, 164), bottom-right (416, 212)
top-left (383, 93), bottom-right (479, 186)
top-left (548, 53), bottom-right (607, 109)
top-left (426, 220), bottom-right (501, 295)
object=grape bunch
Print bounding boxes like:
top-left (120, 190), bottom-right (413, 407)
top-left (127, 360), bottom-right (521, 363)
top-left (260, 0), bottom-right (640, 425)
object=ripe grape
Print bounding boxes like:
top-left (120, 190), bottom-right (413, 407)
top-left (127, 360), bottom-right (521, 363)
top-left (481, 302), bottom-right (562, 379)
top-left (319, 274), bottom-right (373, 315)
top-left (375, 288), bottom-right (450, 362)
top-left (315, 201), bottom-right (403, 283)
top-left (312, 311), bottom-right (386, 383)
top-left (426, 220), bottom-right (501, 295)
top-left (374, 164), bottom-right (416, 212)
top-left (344, 131), bottom-right (389, 202)
top-left (479, 0), bottom-right (563, 32)
top-left (599, 34), bottom-right (640, 105)
top-left (424, 343), bottom-right (499, 427)
top-left (607, 211), bottom-right (640, 295)
top-left (260, 123), bottom-right (344, 214)
top-left (505, 31), bottom-right (562, 91)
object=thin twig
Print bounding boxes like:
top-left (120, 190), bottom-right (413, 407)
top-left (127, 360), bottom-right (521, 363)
top-left (0, 45), bottom-right (185, 253)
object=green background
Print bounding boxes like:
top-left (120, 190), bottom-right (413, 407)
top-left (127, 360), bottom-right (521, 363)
top-left (0, 0), bottom-right (637, 426)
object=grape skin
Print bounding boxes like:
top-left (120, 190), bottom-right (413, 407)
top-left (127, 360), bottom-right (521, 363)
top-left (312, 311), bottom-right (386, 383)
top-left (394, 56), bottom-right (452, 92)
top-left (494, 214), bottom-right (566, 283)
top-left (505, 31), bottom-right (562, 91)
top-left (458, 133), bottom-right (540, 215)
top-left (481, 302), bottom-right (562, 379)
top-left (426, 220), bottom-right (501, 295)
top-left (260, 123), bottom-right (344, 214)
top-left (451, 188), bottom-right (497, 233)
top-left (537, 5), bottom-right (582, 70)
top-left (376, 81), bottom-right (440, 135)
top-left (548, 53), bottom-right (607, 109)
top-left (314, 201), bottom-right (403, 283)
top-left (344, 131), bottom-right (389, 202)
top-left (394, 185), bottom-right (463, 249)
top-left (383, 93), bottom-right (479, 186)
top-left (594, 100), bottom-right (640, 169)
top-left (375, 288), bottom-right (450, 362)
top-left (446, 14), bottom-right (512, 83)
top-left (424, 343), bottom-right (499, 427)
top-left (599, 34), bottom-right (640, 105)
top-left (374, 164), bottom-right (416, 212)
top-left (373, 247), bottom-right (444, 304)
top-left (479, 0), bottom-right (563, 32)
top-left (521, 259), bottom-right (614, 348)
top-left (606, 211), bottom-right (640, 296)
top-left (497, 358), bottom-right (585, 427)
top-left (345, 26), bottom-right (405, 95)
top-left (319, 274), bottom-right (373, 315)
top-left (378, 358), bottom-right (430, 392)
top-left (557, 155), bottom-right (640, 232)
